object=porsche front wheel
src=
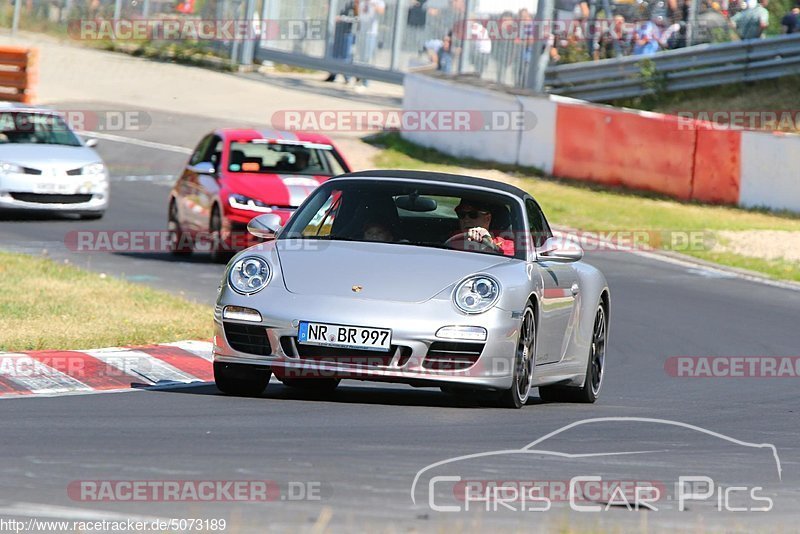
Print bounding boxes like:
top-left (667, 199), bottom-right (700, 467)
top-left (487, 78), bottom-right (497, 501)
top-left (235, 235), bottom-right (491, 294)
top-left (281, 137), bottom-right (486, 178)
top-left (539, 304), bottom-right (606, 404)
top-left (497, 305), bottom-right (536, 409)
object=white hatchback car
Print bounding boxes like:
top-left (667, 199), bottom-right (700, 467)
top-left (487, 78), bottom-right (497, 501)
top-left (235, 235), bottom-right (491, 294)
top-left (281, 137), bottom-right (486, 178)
top-left (0, 105), bottom-right (108, 219)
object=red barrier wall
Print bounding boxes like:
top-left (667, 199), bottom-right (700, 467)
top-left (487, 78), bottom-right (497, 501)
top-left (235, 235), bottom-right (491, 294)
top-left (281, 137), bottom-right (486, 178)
top-left (553, 104), bottom-right (696, 200)
top-left (690, 127), bottom-right (741, 204)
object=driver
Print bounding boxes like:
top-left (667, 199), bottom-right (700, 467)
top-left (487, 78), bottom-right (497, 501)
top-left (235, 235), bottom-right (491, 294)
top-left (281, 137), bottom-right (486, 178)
top-left (454, 200), bottom-right (514, 256)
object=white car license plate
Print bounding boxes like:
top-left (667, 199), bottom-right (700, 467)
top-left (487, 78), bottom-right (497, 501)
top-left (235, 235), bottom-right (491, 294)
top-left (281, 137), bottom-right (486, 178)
top-left (34, 183), bottom-right (72, 194)
top-left (298, 321), bottom-right (392, 352)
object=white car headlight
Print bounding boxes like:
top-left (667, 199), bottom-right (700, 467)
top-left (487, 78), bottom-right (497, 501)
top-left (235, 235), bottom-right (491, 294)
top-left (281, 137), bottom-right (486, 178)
top-left (81, 162), bottom-right (106, 175)
top-left (229, 256), bottom-right (271, 295)
top-left (0, 161), bottom-right (23, 174)
top-left (454, 275), bottom-right (501, 314)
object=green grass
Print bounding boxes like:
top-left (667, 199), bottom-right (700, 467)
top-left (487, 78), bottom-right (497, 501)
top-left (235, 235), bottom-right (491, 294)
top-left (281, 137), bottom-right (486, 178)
top-left (369, 133), bottom-right (800, 282)
top-left (0, 252), bottom-right (212, 351)
top-left (615, 75), bottom-right (800, 129)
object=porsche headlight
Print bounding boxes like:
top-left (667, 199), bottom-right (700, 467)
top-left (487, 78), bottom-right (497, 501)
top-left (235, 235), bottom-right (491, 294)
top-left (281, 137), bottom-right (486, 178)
top-left (454, 275), bottom-right (500, 314)
top-left (81, 162), bottom-right (106, 175)
top-left (228, 256), bottom-right (271, 294)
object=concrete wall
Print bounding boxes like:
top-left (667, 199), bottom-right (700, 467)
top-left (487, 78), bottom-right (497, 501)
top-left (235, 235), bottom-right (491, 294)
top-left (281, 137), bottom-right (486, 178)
top-left (402, 72), bottom-right (800, 213)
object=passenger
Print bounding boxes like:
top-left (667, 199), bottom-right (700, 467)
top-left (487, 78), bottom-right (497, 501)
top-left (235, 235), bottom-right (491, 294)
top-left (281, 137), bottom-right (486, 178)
top-left (362, 220), bottom-right (394, 242)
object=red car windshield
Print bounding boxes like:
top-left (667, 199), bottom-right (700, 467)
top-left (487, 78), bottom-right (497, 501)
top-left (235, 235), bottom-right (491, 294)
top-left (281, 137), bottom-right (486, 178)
top-left (227, 141), bottom-right (345, 176)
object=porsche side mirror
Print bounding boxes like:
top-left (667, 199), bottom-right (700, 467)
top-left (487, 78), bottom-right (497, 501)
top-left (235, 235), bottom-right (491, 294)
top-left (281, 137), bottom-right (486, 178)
top-left (187, 162), bottom-right (216, 175)
top-left (84, 137), bottom-right (98, 148)
top-left (537, 236), bottom-right (583, 262)
top-left (247, 214), bottom-right (282, 239)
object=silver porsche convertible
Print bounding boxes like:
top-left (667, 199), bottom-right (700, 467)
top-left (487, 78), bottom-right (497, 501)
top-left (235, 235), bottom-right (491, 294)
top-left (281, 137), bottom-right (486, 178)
top-left (213, 170), bottom-right (610, 408)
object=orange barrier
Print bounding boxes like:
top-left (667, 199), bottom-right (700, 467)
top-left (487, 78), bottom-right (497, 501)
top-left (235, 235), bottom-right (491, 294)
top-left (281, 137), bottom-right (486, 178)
top-left (0, 46), bottom-right (37, 104)
top-left (553, 104), bottom-right (696, 200)
top-left (690, 127), bottom-right (741, 205)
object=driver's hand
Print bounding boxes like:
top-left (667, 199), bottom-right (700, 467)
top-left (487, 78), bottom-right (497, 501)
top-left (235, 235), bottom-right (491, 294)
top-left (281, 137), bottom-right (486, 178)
top-left (466, 227), bottom-right (491, 243)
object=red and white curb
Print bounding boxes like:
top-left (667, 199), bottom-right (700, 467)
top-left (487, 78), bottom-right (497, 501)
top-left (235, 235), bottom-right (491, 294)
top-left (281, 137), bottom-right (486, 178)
top-left (0, 341), bottom-right (213, 398)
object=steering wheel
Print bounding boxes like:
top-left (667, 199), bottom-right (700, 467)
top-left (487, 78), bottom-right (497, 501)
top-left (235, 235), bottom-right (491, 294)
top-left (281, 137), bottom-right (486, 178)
top-left (444, 232), bottom-right (497, 252)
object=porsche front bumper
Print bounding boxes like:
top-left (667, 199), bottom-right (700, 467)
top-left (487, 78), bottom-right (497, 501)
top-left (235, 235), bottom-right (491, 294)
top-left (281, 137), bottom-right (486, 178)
top-left (213, 290), bottom-right (520, 390)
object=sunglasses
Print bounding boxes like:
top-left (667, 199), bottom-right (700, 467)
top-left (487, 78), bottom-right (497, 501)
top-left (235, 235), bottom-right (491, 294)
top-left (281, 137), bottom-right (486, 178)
top-left (456, 209), bottom-right (489, 219)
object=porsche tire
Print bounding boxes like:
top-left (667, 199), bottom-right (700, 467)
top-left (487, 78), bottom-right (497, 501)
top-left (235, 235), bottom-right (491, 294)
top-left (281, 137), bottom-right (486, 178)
top-left (214, 362), bottom-right (271, 397)
top-left (539, 304), bottom-right (606, 404)
top-left (497, 305), bottom-right (536, 409)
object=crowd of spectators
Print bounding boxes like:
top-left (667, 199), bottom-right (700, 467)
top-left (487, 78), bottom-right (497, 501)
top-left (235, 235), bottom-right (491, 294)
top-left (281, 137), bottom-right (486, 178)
top-left (535, 0), bottom-right (797, 64)
top-left (409, 0), bottom-right (800, 86)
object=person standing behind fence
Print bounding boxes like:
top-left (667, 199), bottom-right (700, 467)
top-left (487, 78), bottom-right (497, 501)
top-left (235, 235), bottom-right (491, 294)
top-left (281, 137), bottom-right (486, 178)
top-left (593, 15), bottom-right (631, 60)
top-left (406, 0), bottom-right (430, 52)
top-left (633, 15), bottom-right (662, 54)
top-left (781, 2), bottom-right (800, 33)
top-left (423, 32), bottom-right (455, 72)
top-left (355, 0), bottom-right (387, 89)
top-left (515, 8), bottom-right (536, 86)
top-left (468, 20), bottom-right (492, 76)
top-left (493, 11), bottom-right (517, 84)
top-left (731, 0), bottom-right (769, 39)
top-left (325, 1), bottom-right (359, 83)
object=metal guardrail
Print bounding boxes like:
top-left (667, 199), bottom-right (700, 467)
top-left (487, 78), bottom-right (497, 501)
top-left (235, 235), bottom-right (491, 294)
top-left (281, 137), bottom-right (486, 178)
top-left (544, 33), bottom-right (800, 102)
top-left (254, 48), bottom-right (406, 85)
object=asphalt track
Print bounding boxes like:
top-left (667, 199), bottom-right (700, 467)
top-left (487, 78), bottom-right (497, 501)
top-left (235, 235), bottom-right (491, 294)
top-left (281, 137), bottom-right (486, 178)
top-left (1, 103), bottom-right (799, 532)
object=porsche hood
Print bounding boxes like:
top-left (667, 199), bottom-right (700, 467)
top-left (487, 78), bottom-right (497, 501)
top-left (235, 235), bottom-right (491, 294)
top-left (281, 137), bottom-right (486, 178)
top-left (276, 240), bottom-right (512, 303)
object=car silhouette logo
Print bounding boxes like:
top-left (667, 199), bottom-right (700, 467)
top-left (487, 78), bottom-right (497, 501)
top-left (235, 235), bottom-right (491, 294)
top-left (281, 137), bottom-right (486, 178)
top-left (352, 285), bottom-right (363, 293)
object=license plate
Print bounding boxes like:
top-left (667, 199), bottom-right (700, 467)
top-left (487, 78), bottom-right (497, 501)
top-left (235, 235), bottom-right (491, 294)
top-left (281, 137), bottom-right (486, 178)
top-left (298, 321), bottom-right (392, 352)
top-left (34, 183), bottom-right (71, 194)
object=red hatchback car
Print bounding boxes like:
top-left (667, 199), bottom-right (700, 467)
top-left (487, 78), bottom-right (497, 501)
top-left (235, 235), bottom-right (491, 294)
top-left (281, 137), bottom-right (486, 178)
top-left (168, 129), bottom-right (351, 262)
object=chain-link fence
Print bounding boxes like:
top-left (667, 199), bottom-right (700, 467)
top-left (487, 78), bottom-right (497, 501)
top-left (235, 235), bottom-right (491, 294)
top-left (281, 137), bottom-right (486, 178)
top-left (252, 0), bottom-right (540, 87)
top-left (0, 0), bottom-right (543, 88)
top-left (3, 0), bottom-right (779, 90)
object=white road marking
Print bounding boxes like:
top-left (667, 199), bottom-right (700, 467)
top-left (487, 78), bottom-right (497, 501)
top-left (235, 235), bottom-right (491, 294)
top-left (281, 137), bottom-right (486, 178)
top-left (630, 248), bottom-right (800, 291)
top-left (0, 501), bottom-right (165, 522)
top-left (162, 340), bottom-right (214, 362)
top-left (77, 130), bottom-right (192, 154)
top-left (83, 348), bottom-right (201, 384)
top-left (0, 354), bottom-right (91, 394)
top-left (552, 225), bottom-right (800, 293)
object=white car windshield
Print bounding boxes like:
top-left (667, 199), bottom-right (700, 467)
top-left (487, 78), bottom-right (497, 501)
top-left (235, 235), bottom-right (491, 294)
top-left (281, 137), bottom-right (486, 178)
top-left (0, 112), bottom-right (82, 147)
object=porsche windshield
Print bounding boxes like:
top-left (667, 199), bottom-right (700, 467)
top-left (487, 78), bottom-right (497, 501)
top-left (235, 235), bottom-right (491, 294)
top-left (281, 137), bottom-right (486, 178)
top-left (280, 181), bottom-right (527, 259)
top-left (0, 112), bottom-right (82, 146)
top-left (227, 141), bottom-right (345, 176)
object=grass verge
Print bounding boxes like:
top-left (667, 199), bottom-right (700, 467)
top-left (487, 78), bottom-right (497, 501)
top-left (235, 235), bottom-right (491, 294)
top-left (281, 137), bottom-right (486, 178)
top-left (614, 75), bottom-right (800, 132)
top-left (369, 133), bottom-right (800, 282)
top-left (0, 252), bottom-right (212, 352)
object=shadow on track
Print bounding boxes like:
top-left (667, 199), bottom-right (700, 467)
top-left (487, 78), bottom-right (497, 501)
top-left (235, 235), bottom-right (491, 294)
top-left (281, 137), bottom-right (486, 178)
top-left (239, 72), bottom-right (403, 109)
top-left (112, 251), bottom-right (221, 264)
top-left (150, 382), bottom-right (543, 409)
top-left (0, 211), bottom-right (85, 222)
